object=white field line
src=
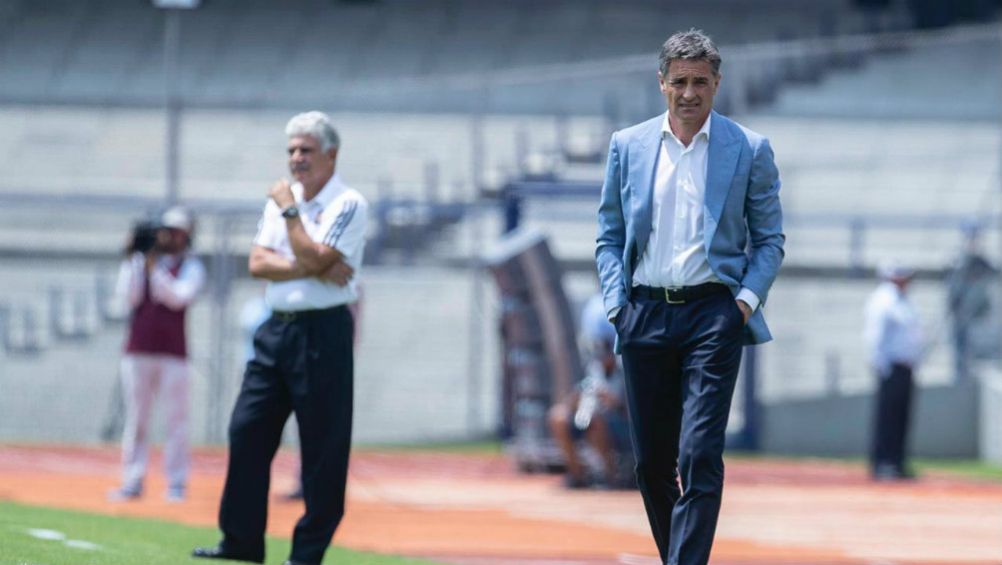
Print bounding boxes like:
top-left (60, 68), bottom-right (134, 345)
top-left (23, 527), bottom-right (102, 551)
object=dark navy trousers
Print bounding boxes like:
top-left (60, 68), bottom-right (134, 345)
top-left (616, 287), bottom-right (744, 565)
top-left (871, 362), bottom-right (914, 474)
top-left (218, 305), bottom-right (354, 565)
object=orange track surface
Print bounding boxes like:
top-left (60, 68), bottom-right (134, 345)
top-left (1, 445), bottom-right (1000, 565)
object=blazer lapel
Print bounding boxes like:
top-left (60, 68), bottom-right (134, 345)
top-left (704, 112), bottom-right (741, 240)
top-left (632, 118), bottom-right (663, 261)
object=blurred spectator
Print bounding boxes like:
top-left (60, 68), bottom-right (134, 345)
top-left (548, 293), bottom-right (631, 489)
top-left (238, 290), bottom-right (272, 365)
top-left (946, 226), bottom-right (997, 382)
top-left (109, 206), bottom-right (205, 502)
top-left (863, 263), bottom-right (924, 480)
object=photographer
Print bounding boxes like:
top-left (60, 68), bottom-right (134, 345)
top-left (109, 206), bottom-right (205, 502)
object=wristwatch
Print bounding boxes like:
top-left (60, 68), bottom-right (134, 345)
top-left (281, 205), bottom-right (300, 219)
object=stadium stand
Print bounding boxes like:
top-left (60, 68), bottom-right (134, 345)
top-left (0, 0), bottom-right (880, 110)
top-left (0, 0), bottom-right (999, 454)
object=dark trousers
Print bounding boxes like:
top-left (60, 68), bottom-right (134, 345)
top-left (617, 288), bottom-right (744, 565)
top-left (952, 323), bottom-right (970, 381)
top-left (218, 305), bottom-right (354, 564)
top-left (871, 363), bottom-right (913, 474)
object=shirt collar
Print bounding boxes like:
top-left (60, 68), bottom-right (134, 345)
top-left (661, 111), bottom-right (712, 146)
top-left (293, 173), bottom-right (343, 210)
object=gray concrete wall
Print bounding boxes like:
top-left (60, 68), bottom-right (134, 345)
top-left (0, 264), bottom-right (502, 447)
top-left (980, 369), bottom-right (1002, 464)
top-left (760, 380), bottom-right (979, 459)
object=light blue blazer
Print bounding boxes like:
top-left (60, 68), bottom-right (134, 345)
top-left (596, 111), bottom-right (785, 347)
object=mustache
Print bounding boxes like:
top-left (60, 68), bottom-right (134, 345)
top-left (291, 163), bottom-right (310, 172)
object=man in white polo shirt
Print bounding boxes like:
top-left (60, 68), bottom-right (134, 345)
top-left (194, 111), bottom-right (367, 565)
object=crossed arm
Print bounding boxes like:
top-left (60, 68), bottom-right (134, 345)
top-left (248, 241), bottom-right (353, 285)
top-left (249, 179), bottom-right (354, 284)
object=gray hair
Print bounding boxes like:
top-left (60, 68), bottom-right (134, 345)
top-left (658, 29), bottom-right (721, 76)
top-left (285, 111), bottom-right (340, 151)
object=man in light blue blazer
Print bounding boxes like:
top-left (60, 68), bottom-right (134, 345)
top-left (595, 30), bottom-right (784, 565)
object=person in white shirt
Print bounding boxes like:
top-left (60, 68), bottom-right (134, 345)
top-left (864, 263), bottom-right (924, 480)
top-left (595, 30), bottom-right (784, 565)
top-left (110, 205), bottom-right (205, 502)
top-left (194, 111), bottom-right (367, 565)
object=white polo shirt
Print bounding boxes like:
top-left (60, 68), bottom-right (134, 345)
top-left (863, 282), bottom-right (924, 374)
top-left (253, 173), bottom-right (368, 312)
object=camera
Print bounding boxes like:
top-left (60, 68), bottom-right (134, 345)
top-left (128, 220), bottom-right (163, 254)
top-left (125, 206), bottom-right (194, 256)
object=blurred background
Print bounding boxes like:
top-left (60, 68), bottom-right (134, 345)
top-left (1, 0), bottom-right (1001, 473)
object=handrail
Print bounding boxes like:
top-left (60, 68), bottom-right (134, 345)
top-left (500, 180), bottom-right (999, 231)
top-left (358, 24), bottom-right (1001, 93)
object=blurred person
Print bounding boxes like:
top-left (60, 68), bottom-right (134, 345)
top-left (549, 293), bottom-right (630, 489)
top-left (864, 263), bottom-right (924, 481)
top-left (193, 111), bottom-right (367, 565)
top-left (109, 206), bottom-right (205, 502)
top-left (946, 225), bottom-right (996, 382)
top-left (595, 29), bottom-right (784, 565)
top-left (238, 290), bottom-right (272, 366)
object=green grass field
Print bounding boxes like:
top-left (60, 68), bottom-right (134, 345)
top-left (911, 457), bottom-right (1002, 481)
top-left (355, 439), bottom-right (503, 455)
top-left (729, 451), bottom-right (1002, 482)
top-left (0, 501), bottom-right (440, 565)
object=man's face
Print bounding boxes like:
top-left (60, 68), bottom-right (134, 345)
top-left (287, 134), bottom-right (336, 187)
top-left (659, 58), bottom-right (719, 129)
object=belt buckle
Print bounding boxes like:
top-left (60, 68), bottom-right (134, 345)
top-left (664, 287), bottom-right (685, 304)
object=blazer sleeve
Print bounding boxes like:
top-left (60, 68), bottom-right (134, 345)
top-left (595, 131), bottom-right (629, 318)
top-left (741, 137), bottom-right (785, 306)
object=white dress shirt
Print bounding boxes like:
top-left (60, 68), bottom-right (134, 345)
top-left (633, 113), bottom-right (760, 311)
top-left (254, 173), bottom-right (368, 312)
top-left (864, 282), bottom-right (925, 374)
